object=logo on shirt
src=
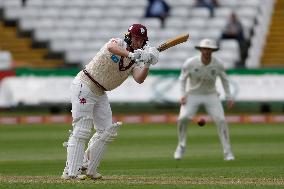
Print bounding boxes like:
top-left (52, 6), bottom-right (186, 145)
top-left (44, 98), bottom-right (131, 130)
top-left (211, 69), bottom-right (216, 76)
top-left (140, 28), bottom-right (145, 34)
top-left (111, 54), bottom-right (120, 63)
top-left (79, 98), bottom-right (86, 104)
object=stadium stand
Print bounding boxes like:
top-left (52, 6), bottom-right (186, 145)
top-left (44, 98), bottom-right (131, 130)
top-left (0, 1), bottom-right (65, 68)
top-left (0, 21), bottom-right (64, 68)
top-left (245, 0), bottom-right (276, 68)
top-left (261, 0), bottom-right (284, 67)
top-left (0, 0), bottom-right (274, 69)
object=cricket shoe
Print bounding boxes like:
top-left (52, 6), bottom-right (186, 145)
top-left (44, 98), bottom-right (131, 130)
top-left (61, 174), bottom-right (70, 180)
top-left (80, 165), bottom-right (87, 174)
top-left (61, 172), bottom-right (102, 180)
top-left (224, 152), bottom-right (235, 161)
top-left (61, 175), bottom-right (78, 180)
top-left (61, 167), bottom-right (70, 180)
top-left (61, 171), bottom-right (79, 180)
top-left (174, 145), bottom-right (185, 160)
top-left (78, 173), bottom-right (103, 180)
top-left (61, 167), bottom-right (86, 180)
top-left (79, 165), bottom-right (102, 180)
top-left (61, 173), bottom-right (79, 180)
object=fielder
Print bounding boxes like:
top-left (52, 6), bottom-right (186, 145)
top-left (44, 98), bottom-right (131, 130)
top-left (174, 38), bottom-right (235, 161)
top-left (62, 24), bottom-right (159, 180)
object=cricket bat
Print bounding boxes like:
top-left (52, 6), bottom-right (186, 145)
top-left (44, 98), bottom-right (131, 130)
top-left (156, 33), bottom-right (190, 52)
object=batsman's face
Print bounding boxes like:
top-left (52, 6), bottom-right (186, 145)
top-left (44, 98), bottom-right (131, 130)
top-left (131, 36), bottom-right (145, 49)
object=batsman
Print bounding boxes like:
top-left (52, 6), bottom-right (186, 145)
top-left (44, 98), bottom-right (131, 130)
top-left (62, 24), bottom-right (159, 180)
top-left (174, 38), bottom-right (235, 161)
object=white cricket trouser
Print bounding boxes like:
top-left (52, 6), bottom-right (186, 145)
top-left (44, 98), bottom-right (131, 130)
top-left (178, 93), bottom-right (233, 155)
top-left (64, 77), bottom-right (112, 177)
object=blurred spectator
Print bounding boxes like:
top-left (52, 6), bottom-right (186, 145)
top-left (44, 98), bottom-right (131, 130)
top-left (221, 12), bottom-right (245, 46)
top-left (221, 12), bottom-right (247, 66)
top-left (144, 0), bottom-right (171, 28)
top-left (194, 0), bottom-right (219, 17)
top-left (260, 103), bottom-right (271, 114)
top-left (22, 0), bottom-right (27, 6)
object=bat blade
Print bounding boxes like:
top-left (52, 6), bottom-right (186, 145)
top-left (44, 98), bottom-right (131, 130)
top-left (157, 33), bottom-right (189, 52)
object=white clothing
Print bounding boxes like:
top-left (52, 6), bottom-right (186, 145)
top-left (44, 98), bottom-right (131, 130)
top-left (78, 38), bottom-right (138, 96)
top-left (71, 77), bottom-right (112, 130)
top-left (175, 54), bottom-right (234, 160)
top-left (179, 93), bottom-right (225, 120)
top-left (64, 37), bottom-right (139, 178)
top-left (179, 55), bottom-right (232, 100)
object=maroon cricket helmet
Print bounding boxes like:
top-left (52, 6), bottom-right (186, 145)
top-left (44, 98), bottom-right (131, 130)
top-left (127, 24), bottom-right (148, 41)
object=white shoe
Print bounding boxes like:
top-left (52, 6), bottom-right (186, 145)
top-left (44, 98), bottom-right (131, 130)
top-left (224, 153), bottom-right (235, 161)
top-left (78, 172), bottom-right (103, 180)
top-left (61, 171), bottom-right (78, 180)
top-left (174, 145), bottom-right (185, 160)
top-left (61, 174), bottom-right (70, 180)
top-left (61, 172), bottom-right (102, 180)
top-left (81, 165), bottom-right (87, 174)
top-left (61, 167), bottom-right (70, 180)
top-left (61, 173), bottom-right (77, 180)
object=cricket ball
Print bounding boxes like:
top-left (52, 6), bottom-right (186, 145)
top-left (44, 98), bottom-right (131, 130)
top-left (197, 118), bottom-right (206, 127)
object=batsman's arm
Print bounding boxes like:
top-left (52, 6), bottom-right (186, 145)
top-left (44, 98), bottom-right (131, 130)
top-left (132, 65), bottom-right (149, 84)
top-left (107, 39), bottom-right (128, 56)
top-left (107, 39), bottom-right (139, 60)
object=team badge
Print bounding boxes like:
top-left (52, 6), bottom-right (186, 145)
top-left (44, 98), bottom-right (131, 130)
top-left (111, 54), bottom-right (120, 63)
top-left (211, 69), bottom-right (216, 76)
top-left (79, 98), bottom-right (86, 104)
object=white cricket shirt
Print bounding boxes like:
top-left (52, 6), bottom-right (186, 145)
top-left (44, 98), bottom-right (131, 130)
top-left (179, 55), bottom-right (232, 99)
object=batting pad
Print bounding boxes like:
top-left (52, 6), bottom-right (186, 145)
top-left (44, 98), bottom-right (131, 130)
top-left (66, 117), bottom-right (93, 177)
top-left (82, 132), bottom-right (100, 169)
top-left (87, 122), bottom-right (122, 176)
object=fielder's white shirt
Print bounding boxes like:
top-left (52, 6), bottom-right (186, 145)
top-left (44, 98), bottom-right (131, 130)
top-left (179, 55), bottom-right (232, 99)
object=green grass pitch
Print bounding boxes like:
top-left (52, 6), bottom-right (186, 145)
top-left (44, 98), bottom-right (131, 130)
top-left (0, 123), bottom-right (283, 189)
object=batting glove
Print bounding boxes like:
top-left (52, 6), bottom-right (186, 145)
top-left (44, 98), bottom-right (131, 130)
top-left (128, 51), bottom-right (141, 60)
top-left (142, 47), bottom-right (159, 68)
top-left (134, 49), bottom-right (151, 63)
top-left (148, 47), bottom-right (159, 65)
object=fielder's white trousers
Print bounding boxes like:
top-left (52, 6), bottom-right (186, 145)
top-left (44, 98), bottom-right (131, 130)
top-left (179, 93), bottom-right (225, 120)
top-left (178, 93), bottom-right (233, 155)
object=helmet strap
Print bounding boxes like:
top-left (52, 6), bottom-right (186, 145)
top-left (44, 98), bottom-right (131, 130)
top-left (124, 33), bottom-right (147, 51)
top-left (124, 33), bottom-right (132, 49)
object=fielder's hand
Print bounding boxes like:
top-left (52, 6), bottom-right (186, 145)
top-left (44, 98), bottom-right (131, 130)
top-left (180, 96), bottom-right (187, 105)
top-left (227, 100), bottom-right (234, 109)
